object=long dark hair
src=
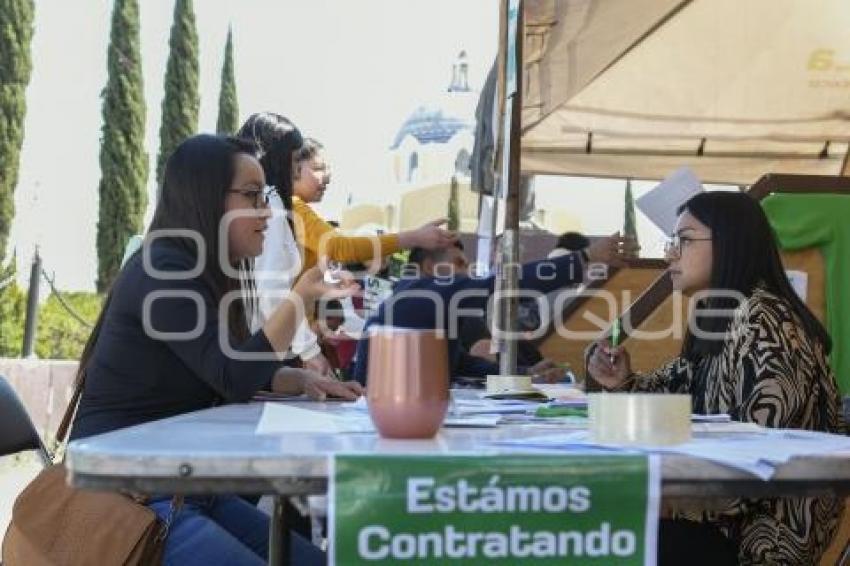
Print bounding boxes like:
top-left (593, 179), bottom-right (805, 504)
top-left (680, 192), bottom-right (831, 360)
top-left (237, 112), bottom-right (303, 211)
top-left (76, 135), bottom-right (259, 387)
top-left (149, 134), bottom-right (260, 340)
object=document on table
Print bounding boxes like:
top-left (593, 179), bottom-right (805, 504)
top-left (256, 403), bottom-right (374, 435)
top-left (350, 396), bottom-right (506, 426)
top-left (491, 427), bottom-right (850, 480)
top-left (256, 400), bottom-right (504, 434)
top-left (649, 428), bottom-right (850, 479)
top-left (636, 166), bottom-right (704, 235)
top-left (451, 398), bottom-right (539, 416)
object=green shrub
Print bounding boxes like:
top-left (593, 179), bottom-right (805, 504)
top-left (35, 292), bottom-right (102, 360)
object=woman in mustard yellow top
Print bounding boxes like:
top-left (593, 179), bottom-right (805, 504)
top-left (240, 113), bottom-right (455, 376)
top-left (291, 136), bottom-right (455, 274)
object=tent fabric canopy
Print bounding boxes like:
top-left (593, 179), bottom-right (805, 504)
top-left (521, 0), bottom-right (850, 184)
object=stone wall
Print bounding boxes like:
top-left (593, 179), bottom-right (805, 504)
top-left (1, 358), bottom-right (78, 443)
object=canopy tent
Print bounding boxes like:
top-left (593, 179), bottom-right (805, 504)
top-left (519, 0), bottom-right (850, 184)
top-left (474, 0), bottom-right (850, 373)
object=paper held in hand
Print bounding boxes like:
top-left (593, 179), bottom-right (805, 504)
top-left (636, 166), bottom-right (705, 235)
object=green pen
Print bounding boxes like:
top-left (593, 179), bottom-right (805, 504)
top-left (609, 318), bottom-right (621, 365)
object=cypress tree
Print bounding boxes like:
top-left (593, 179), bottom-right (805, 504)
top-left (155, 0), bottom-right (199, 185)
top-left (215, 26), bottom-right (239, 135)
top-left (95, 0), bottom-right (148, 292)
top-left (0, 0), bottom-right (35, 258)
top-left (623, 178), bottom-right (639, 248)
top-left (0, 254), bottom-right (26, 356)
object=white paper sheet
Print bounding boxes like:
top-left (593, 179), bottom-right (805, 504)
top-left (636, 166), bottom-right (704, 235)
top-left (258, 398), bottom-right (503, 433)
top-left (690, 422), bottom-right (759, 434)
top-left (492, 427), bottom-right (850, 480)
top-left (256, 403), bottom-right (374, 435)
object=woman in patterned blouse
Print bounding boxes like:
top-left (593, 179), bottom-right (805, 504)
top-left (588, 191), bottom-right (844, 565)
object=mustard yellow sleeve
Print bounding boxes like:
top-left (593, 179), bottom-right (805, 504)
top-left (292, 198), bottom-right (401, 266)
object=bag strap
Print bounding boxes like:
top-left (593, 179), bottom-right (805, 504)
top-left (54, 290), bottom-right (114, 450)
top-left (55, 378), bottom-right (84, 446)
top-left (50, 371), bottom-right (86, 465)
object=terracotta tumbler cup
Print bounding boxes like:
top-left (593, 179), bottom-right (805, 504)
top-left (366, 326), bottom-right (449, 439)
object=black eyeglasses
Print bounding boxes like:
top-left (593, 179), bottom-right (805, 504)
top-left (227, 185), bottom-right (274, 209)
top-left (664, 234), bottom-right (712, 256)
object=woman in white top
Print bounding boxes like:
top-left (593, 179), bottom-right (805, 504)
top-left (236, 113), bottom-right (330, 371)
top-left (240, 112), bottom-right (456, 375)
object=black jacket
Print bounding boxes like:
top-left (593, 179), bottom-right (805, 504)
top-left (71, 240), bottom-right (282, 440)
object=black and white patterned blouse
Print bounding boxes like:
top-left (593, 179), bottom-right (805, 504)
top-left (627, 287), bottom-right (844, 564)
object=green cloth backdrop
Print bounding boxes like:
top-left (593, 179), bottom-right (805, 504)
top-left (763, 193), bottom-right (850, 394)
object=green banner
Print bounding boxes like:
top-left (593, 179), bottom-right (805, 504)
top-left (330, 454), bottom-right (659, 565)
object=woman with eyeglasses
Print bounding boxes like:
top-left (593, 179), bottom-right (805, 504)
top-left (587, 191), bottom-right (843, 565)
top-left (70, 135), bottom-right (361, 565)
top-left (288, 136), bottom-right (457, 274)
top-left (238, 113), bottom-right (457, 376)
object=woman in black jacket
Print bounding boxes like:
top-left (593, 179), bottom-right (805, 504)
top-left (72, 135), bottom-right (361, 565)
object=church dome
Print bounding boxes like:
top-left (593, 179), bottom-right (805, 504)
top-left (390, 51), bottom-right (478, 150)
top-left (390, 104), bottom-right (472, 149)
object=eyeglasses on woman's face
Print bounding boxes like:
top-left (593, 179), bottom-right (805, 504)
top-left (664, 234), bottom-right (712, 257)
top-left (227, 185), bottom-right (275, 209)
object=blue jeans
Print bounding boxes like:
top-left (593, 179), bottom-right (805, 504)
top-left (148, 495), bottom-right (324, 566)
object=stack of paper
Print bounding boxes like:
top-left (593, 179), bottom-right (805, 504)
top-left (451, 398), bottom-right (539, 416)
top-left (492, 427), bottom-right (850, 480)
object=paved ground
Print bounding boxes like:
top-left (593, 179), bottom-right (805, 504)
top-left (0, 453), bottom-right (42, 536)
